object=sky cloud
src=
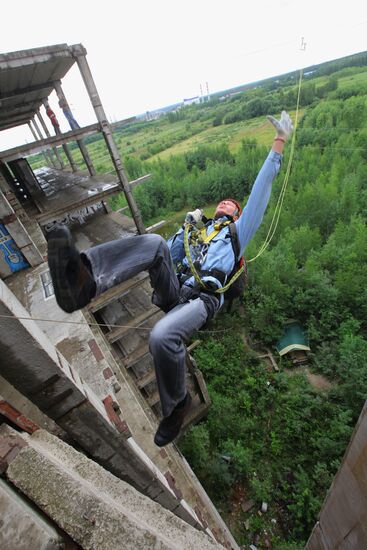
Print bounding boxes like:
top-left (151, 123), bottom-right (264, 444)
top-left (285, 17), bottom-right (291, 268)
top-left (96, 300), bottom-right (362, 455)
top-left (1, 0), bottom-right (367, 148)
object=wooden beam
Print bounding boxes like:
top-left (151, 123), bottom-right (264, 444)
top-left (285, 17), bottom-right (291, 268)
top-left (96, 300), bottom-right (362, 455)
top-left (88, 273), bottom-right (149, 313)
top-left (129, 174), bottom-right (151, 189)
top-left (146, 221), bottom-right (167, 233)
top-left (187, 340), bottom-right (201, 353)
top-left (122, 345), bottom-right (150, 370)
top-left (137, 370), bottom-right (156, 389)
top-left (147, 390), bottom-right (160, 407)
top-left (107, 309), bottom-right (159, 344)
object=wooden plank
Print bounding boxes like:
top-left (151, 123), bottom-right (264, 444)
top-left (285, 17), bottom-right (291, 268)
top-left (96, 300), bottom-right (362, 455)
top-left (187, 340), bottom-right (201, 353)
top-left (129, 174), bottom-right (151, 189)
top-left (123, 345), bottom-right (150, 369)
top-left (146, 220), bottom-right (167, 233)
top-left (107, 308), bottom-right (159, 343)
top-left (192, 369), bottom-right (211, 404)
top-left (147, 390), bottom-right (160, 407)
top-left (182, 402), bottom-right (210, 430)
top-left (88, 273), bottom-right (149, 313)
top-left (137, 369), bottom-right (156, 389)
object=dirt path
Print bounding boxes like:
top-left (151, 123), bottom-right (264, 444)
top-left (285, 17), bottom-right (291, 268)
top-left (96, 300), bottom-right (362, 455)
top-left (286, 366), bottom-right (333, 391)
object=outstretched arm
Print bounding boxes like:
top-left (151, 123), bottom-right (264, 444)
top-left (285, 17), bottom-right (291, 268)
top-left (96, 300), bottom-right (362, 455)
top-left (235, 111), bottom-right (293, 256)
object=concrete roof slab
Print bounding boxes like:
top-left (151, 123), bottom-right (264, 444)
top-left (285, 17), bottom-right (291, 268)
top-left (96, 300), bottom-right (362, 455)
top-left (0, 44), bottom-right (79, 132)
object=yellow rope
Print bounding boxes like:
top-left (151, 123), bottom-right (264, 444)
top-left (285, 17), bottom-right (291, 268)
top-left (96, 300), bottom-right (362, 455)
top-left (248, 68), bottom-right (304, 263)
top-left (183, 223), bottom-right (206, 288)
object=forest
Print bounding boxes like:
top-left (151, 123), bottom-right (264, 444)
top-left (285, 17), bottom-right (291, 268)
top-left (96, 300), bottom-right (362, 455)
top-left (138, 89), bottom-right (367, 549)
top-left (30, 50), bottom-right (367, 548)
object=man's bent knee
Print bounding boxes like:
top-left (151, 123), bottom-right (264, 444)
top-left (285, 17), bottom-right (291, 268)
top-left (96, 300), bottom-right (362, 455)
top-left (144, 233), bottom-right (167, 250)
top-left (149, 321), bottom-right (167, 355)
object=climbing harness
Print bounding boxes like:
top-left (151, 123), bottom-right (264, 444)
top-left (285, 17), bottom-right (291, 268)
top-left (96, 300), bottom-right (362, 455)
top-left (183, 220), bottom-right (247, 296)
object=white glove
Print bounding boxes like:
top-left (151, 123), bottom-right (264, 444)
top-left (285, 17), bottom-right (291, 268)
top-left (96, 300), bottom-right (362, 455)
top-left (267, 110), bottom-right (293, 140)
top-left (185, 208), bottom-right (203, 224)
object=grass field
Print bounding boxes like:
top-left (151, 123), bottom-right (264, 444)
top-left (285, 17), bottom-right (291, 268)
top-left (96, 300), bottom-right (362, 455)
top-left (337, 70), bottom-right (367, 88)
top-left (150, 109), bottom-right (304, 161)
top-left (28, 65), bottom-right (366, 173)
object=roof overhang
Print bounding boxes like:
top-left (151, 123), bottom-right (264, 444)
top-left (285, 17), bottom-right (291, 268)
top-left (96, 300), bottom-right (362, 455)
top-left (0, 44), bottom-right (84, 132)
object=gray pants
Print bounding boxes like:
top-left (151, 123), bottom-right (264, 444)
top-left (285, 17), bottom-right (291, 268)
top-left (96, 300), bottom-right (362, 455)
top-left (83, 234), bottom-right (219, 417)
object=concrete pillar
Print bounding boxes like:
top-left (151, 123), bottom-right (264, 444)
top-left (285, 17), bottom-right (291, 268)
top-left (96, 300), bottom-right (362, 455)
top-left (27, 122), bottom-right (51, 168)
top-left (72, 44), bottom-right (145, 234)
top-left (76, 137), bottom-right (96, 176)
top-left (40, 102), bottom-right (78, 173)
top-left (61, 143), bottom-right (78, 172)
top-left (52, 83), bottom-right (80, 173)
top-left (54, 81), bottom-right (80, 131)
top-left (0, 170), bottom-right (9, 193)
top-left (30, 119), bottom-right (56, 168)
top-left (27, 121), bottom-right (39, 142)
top-left (36, 111), bottom-right (64, 169)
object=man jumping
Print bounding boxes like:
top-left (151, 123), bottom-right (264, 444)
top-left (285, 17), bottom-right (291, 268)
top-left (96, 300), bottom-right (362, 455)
top-left (47, 111), bottom-right (293, 447)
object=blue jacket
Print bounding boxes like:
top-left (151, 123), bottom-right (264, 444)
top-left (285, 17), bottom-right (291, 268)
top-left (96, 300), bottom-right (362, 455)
top-left (167, 150), bottom-right (282, 302)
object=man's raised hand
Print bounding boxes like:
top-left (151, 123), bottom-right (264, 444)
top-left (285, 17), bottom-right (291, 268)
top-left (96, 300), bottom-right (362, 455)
top-left (267, 111), bottom-right (293, 141)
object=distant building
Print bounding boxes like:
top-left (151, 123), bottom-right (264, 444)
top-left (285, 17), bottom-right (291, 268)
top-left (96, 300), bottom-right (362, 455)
top-left (183, 96), bottom-right (201, 106)
top-left (144, 111), bottom-right (163, 121)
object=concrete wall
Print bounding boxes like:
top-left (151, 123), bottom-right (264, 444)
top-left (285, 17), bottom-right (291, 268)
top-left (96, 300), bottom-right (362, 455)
top-left (5, 255), bottom-right (237, 548)
top-left (0, 278), bottom-right (233, 546)
top-left (306, 400), bottom-right (367, 549)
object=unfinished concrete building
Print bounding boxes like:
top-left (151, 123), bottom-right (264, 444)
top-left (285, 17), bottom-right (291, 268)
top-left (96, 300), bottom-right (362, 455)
top-left (1, 43), bottom-right (367, 550)
top-left (0, 43), bottom-right (236, 549)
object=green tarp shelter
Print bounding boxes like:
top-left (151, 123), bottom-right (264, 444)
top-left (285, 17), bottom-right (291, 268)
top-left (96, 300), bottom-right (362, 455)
top-left (276, 321), bottom-right (310, 356)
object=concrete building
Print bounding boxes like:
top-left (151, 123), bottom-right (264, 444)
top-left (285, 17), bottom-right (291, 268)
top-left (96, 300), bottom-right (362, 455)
top-left (0, 43), bottom-right (238, 549)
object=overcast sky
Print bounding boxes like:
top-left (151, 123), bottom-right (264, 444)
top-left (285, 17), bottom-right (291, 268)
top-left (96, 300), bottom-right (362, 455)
top-left (1, 0), bottom-right (367, 149)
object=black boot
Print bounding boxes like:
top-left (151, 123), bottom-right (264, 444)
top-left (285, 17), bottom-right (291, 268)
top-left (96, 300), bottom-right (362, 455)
top-left (154, 393), bottom-right (192, 447)
top-left (47, 225), bottom-right (96, 313)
